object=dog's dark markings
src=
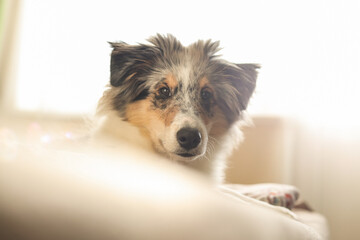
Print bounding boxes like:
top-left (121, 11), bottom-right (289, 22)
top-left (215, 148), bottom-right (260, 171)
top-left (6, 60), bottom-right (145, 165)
top-left (152, 94), bottom-right (169, 110)
top-left (109, 42), bottom-right (160, 116)
top-left (193, 109), bottom-right (201, 117)
top-left (151, 97), bottom-right (161, 109)
top-left (209, 63), bottom-right (259, 124)
top-left (187, 86), bottom-right (195, 93)
top-left (159, 103), bottom-right (167, 110)
top-left (133, 89), bottom-right (150, 101)
top-left (113, 92), bottom-right (126, 113)
top-left (174, 86), bottom-right (179, 95)
top-left (150, 99), bottom-right (158, 109)
top-left (155, 93), bottom-right (169, 101)
top-left (180, 108), bottom-right (187, 114)
top-left (201, 100), bottom-right (213, 117)
top-left (108, 34), bottom-right (259, 125)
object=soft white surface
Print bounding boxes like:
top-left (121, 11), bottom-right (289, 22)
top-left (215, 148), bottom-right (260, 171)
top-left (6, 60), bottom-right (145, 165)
top-left (0, 141), bottom-right (322, 240)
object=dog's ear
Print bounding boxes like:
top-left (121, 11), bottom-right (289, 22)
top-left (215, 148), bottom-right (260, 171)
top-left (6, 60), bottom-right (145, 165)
top-left (109, 42), bottom-right (159, 87)
top-left (233, 63), bottom-right (259, 110)
top-left (215, 63), bottom-right (259, 123)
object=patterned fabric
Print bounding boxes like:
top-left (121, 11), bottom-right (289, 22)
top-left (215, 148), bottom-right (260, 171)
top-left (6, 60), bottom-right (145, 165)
top-left (223, 183), bottom-right (300, 210)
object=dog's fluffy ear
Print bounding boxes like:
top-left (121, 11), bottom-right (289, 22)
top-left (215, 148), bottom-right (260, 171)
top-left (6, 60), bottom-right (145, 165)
top-left (215, 63), bottom-right (259, 123)
top-left (234, 63), bottom-right (259, 110)
top-left (109, 42), bottom-right (159, 87)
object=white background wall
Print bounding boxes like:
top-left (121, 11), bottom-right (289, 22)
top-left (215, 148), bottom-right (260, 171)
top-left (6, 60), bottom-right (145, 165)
top-left (9, 0), bottom-right (360, 119)
top-left (2, 0), bottom-right (360, 239)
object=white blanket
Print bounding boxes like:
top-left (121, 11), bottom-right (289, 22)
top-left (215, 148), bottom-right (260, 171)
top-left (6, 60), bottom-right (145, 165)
top-left (0, 143), bottom-right (323, 240)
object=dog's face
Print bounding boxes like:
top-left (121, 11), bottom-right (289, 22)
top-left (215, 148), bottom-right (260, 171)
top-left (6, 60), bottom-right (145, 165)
top-left (105, 34), bottom-right (258, 162)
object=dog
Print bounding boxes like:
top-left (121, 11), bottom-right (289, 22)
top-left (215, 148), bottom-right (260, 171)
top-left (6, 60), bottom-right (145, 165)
top-left (94, 34), bottom-right (259, 183)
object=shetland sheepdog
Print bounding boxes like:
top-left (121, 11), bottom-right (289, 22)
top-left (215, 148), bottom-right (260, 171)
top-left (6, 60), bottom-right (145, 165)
top-left (94, 34), bottom-right (259, 183)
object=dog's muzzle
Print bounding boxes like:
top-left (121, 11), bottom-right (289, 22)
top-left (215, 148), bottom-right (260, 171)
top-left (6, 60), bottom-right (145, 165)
top-left (176, 127), bottom-right (201, 155)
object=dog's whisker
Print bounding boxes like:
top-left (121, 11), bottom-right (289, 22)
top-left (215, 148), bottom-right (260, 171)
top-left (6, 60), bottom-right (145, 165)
top-left (208, 136), bottom-right (220, 145)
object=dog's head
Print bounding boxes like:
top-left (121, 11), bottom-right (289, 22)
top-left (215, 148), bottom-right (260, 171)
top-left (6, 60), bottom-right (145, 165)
top-left (103, 34), bottom-right (258, 162)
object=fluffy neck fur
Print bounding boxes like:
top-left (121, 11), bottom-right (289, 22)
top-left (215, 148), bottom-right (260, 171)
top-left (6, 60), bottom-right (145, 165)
top-left (93, 110), bottom-right (244, 184)
top-left (92, 111), bottom-right (153, 152)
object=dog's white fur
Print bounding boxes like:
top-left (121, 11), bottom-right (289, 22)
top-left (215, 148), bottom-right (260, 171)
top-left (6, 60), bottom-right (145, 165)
top-left (93, 108), bottom-right (246, 183)
top-left (93, 111), bottom-right (153, 152)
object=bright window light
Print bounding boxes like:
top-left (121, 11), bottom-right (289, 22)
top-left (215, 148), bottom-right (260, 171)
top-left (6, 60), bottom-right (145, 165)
top-left (13, 0), bottom-right (360, 127)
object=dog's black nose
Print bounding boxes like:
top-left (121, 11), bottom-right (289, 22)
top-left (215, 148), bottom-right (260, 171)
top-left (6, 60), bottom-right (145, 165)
top-left (176, 128), bottom-right (201, 150)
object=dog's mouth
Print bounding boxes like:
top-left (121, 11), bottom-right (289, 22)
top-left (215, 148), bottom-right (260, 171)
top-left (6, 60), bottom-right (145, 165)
top-left (177, 153), bottom-right (196, 158)
top-left (172, 151), bottom-right (204, 162)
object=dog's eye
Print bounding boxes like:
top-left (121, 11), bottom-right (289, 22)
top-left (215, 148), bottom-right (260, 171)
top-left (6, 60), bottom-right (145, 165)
top-left (201, 88), bottom-right (213, 101)
top-left (159, 87), bottom-right (171, 98)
